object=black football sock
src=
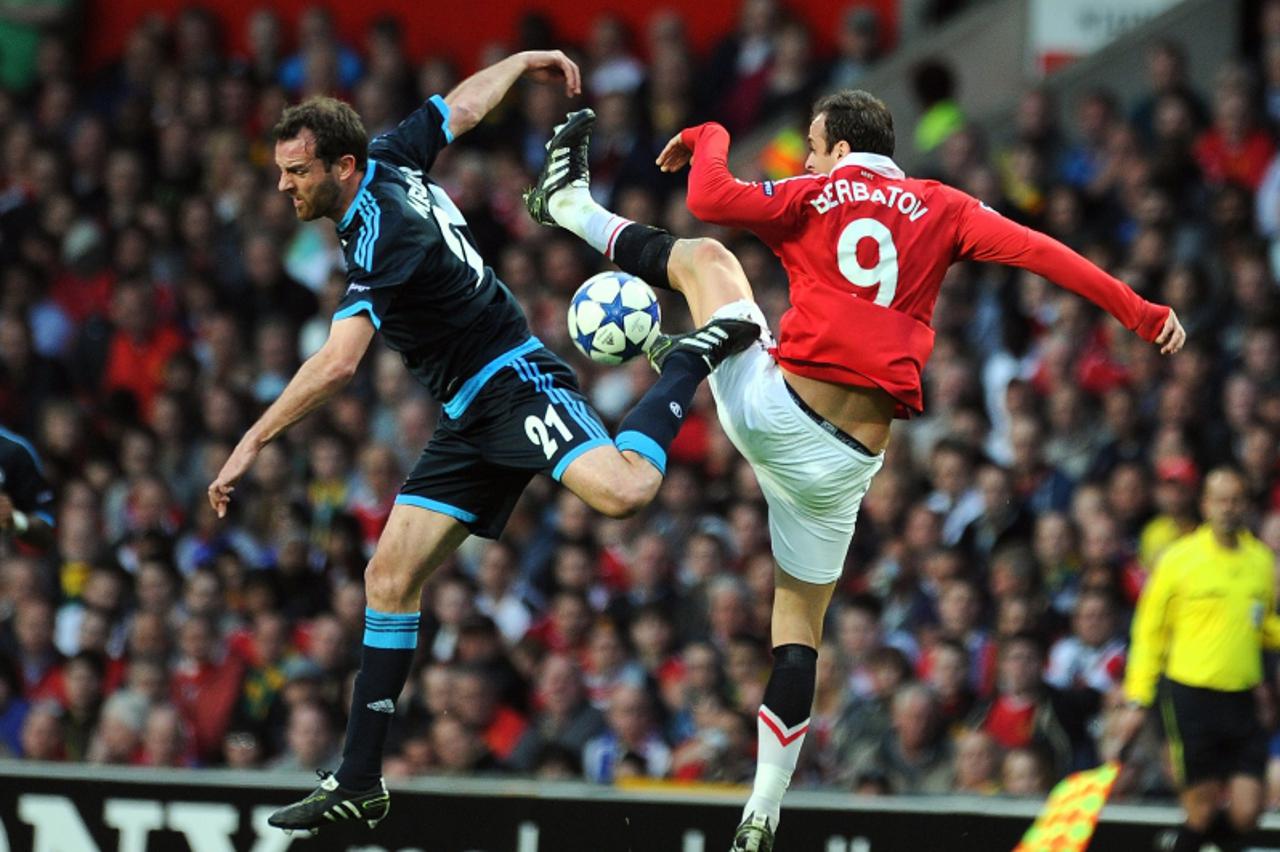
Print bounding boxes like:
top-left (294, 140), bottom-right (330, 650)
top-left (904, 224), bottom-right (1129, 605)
top-left (761, 644), bottom-right (819, 727)
top-left (743, 644), bottom-right (818, 828)
top-left (334, 608), bottom-right (419, 791)
top-left (610, 224), bottom-right (677, 291)
top-left (614, 351), bottom-right (706, 473)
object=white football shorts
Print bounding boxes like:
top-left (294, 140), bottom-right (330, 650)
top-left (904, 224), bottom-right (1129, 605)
top-left (707, 299), bottom-right (884, 585)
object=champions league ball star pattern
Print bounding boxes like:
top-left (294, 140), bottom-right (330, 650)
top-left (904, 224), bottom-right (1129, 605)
top-left (567, 271), bottom-right (662, 365)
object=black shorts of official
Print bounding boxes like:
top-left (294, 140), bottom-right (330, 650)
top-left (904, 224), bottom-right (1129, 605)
top-left (1157, 677), bottom-right (1267, 786)
top-left (397, 339), bottom-right (612, 539)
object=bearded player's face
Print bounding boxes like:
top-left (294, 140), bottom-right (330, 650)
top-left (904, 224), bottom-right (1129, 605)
top-left (275, 131), bottom-right (343, 222)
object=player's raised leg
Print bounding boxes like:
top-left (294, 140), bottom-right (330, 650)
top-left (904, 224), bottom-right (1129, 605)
top-left (527, 109), bottom-right (836, 852)
top-left (557, 278), bottom-right (757, 517)
top-left (268, 505), bottom-right (469, 834)
top-left (526, 109), bottom-right (758, 513)
top-left (524, 109), bottom-right (753, 329)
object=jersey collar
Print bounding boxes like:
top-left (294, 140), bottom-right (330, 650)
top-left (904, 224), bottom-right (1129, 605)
top-left (832, 152), bottom-right (905, 179)
top-left (337, 159), bottom-right (379, 231)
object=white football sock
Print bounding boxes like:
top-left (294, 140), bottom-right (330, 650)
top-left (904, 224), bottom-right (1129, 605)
top-left (548, 186), bottom-right (632, 259)
top-left (741, 705), bottom-right (810, 829)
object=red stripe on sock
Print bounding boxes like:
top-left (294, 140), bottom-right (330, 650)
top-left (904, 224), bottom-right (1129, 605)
top-left (604, 218), bottom-right (629, 259)
top-left (758, 709), bottom-right (809, 747)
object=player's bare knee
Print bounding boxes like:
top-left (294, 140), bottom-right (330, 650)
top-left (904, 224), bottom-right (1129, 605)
top-left (689, 237), bottom-right (733, 267)
top-left (668, 238), bottom-right (723, 290)
top-left (364, 557), bottom-right (409, 610)
top-left (665, 238), bottom-right (700, 291)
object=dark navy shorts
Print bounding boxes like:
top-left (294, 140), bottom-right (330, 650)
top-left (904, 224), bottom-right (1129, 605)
top-left (1158, 678), bottom-right (1267, 785)
top-left (397, 338), bottom-right (612, 538)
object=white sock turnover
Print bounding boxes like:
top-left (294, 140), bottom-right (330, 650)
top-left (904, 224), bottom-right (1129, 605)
top-left (547, 186), bottom-right (632, 258)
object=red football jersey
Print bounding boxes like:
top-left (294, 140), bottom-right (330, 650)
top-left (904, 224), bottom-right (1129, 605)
top-left (681, 123), bottom-right (1170, 416)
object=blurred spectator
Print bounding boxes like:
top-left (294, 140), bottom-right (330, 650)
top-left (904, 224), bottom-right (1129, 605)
top-left (1131, 40), bottom-right (1207, 143)
top-left (582, 684), bottom-right (671, 782)
top-left (1138, 457), bottom-right (1200, 568)
top-left (136, 703), bottom-right (193, 767)
top-left (925, 439), bottom-right (984, 546)
top-left (1001, 744), bottom-right (1053, 797)
top-left (12, 596), bottom-right (63, 701)
top-left (452, 664), bottom-right (527, 765)
top-left (912, 59), bottom-right (965, 155)
top-left (702, 0), bottom-right (778, 133)
top-left (969, 633), bottom-right (1098, 777)
top-left (270, 701), bottom-right (338, 772)
top-left (278, 8), bottom-right (362, 96)
top-left (20, 699), bottom-right (64, 760)
top-left (508, 653), bottom-right (605, 772)
top-left (1044, 590), bottom-right (1126, 696)
top-left (86, 690), bottom-right (146, 764)
top-left (671, 698), bottom-right (753, 783)
top-left (60, 651), bottom-right (104, 760)
top-left (953, 728), bottom-right (1000, 795)
top-left (101, 279), bottom-right (187, 420)
top-left (0, 0), bottom-right (75, 93)
top-left (585, 14), bottom-right (644, 99)
top-left (827, 645), bottom-right (912, 785)
top-left (474, 540), bottom-right (536, 645)
top-left (170, 614), bottom-right (245, 763)
top-left (850, 684), bottom-right (954, 794)
top-left (223, 725), bottom-right (264, 769)
top-left (827, 6), bottom-right (881, 90)
top-left (1194, 67), bottom-right (1274, 191)
top-left (431, 714), bottom-right (500, 774)
top-left (928, 638), bottom-right (976, 734)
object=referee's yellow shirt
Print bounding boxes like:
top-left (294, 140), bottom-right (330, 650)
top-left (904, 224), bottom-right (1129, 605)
top-left (1124, 525), bottom-right (1280, 707)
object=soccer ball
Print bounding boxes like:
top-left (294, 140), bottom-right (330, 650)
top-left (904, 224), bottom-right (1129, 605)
top-left (567, 271), bottom-right (661, 365)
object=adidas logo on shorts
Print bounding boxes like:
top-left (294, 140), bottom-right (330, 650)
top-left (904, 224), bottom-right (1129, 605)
top-left (366, 698), bottom-right (395, 714)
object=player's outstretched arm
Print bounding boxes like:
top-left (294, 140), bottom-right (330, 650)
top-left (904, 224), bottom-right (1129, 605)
top-left (444, 50), bottom-right (580, 141)
top-left (207, 316), bottom-right (375, 518)
top-left (955, 197), bottom-right (1184, 354)
top-left (665, 122), bottom-right (804, 238)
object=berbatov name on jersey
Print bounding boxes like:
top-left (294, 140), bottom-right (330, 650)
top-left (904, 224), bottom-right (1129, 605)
top-left (808, 176), bottom-right (930, 222)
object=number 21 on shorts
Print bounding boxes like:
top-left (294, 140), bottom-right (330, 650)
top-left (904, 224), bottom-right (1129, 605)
top-left (837, 217), bottom-right (898, 307)
top-left (525, 404), bottom-right (573, 459)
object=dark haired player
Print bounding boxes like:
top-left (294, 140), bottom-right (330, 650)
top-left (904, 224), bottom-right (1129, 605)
top-left (208, 50), bottom-right (756, 836)
top-left (525, 90), bottom-right (1185, 850)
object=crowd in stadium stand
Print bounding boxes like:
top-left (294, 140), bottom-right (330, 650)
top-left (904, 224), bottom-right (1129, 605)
top-left (0, 0), bottom-right (1279, 808)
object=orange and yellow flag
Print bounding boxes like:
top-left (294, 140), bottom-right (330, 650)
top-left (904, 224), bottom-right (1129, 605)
top-left (1013, 761), bottom-right (1121, 852)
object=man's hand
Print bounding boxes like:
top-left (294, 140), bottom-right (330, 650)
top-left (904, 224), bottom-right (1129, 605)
top-left (1107, 702), bottom-right (1148, 761)
top-left (0, 493), bottom-right (12, 530)
top-left (656, 132), bottom-right (693, 173)
top-left (519, 50), bottom-right (581, 98)
top-left (208, 442), bottom-right (260, 519)
top-left (1155, 309), bottom-right (1185, 355)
